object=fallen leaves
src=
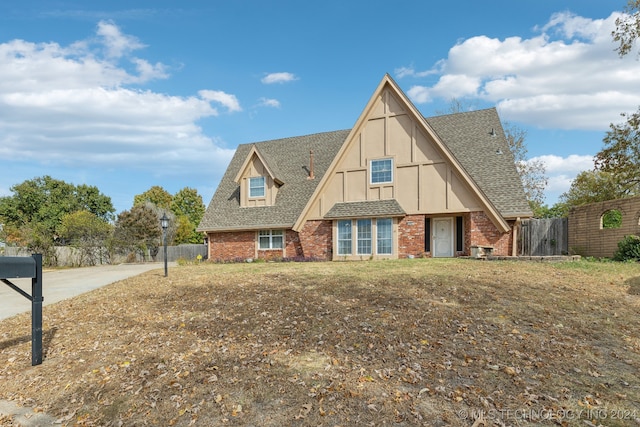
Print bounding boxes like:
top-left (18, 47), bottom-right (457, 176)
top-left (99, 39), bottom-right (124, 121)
top-left (0, 260), bottom-right (639, 426)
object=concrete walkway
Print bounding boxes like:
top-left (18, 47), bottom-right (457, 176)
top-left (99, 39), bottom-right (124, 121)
top-left (0, 262), bottom-right (173, 321)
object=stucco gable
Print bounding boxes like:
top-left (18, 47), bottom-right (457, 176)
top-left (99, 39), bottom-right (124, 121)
top-left (293, 74), bottom-right (514, 233)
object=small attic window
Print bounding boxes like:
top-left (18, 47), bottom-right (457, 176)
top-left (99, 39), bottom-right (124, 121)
top-left (249, 176), bottom-right (265, 198)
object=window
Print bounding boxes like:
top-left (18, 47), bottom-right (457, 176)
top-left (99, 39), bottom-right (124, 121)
top-left (258, 230), bottom-right (283, 249)
top-left (357, 219), bottom-right (372, 254)
top-left (338, 218), bottom-right (393, 256)
top-left (249, 176), bottom-right (265, 198)
top-left (337, 220), bottom-right (352, 255)
top-left (370, 159), bottom-right (393, 184)
top-left (377, 218), bottom-right (392, 255)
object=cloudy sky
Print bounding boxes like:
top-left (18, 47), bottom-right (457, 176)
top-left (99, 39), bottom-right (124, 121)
top-left (0, 1), bottom-right (637, 213)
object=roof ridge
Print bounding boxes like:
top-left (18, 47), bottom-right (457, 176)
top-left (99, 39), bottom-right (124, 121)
top-left (425, 106), bottom-right (498, 120)
top-left (238, 129), bottom-right (351, 147)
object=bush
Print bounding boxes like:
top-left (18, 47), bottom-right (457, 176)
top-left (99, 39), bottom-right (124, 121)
top-left (613, 235), bottom-right (640, 262)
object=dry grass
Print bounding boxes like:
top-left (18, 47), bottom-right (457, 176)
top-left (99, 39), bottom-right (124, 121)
top-left (1, 258), bottom-right (640, 426)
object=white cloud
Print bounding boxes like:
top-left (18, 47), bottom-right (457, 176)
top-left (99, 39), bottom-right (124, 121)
top-left (531, 154), bottom-right (594, 173)
top-left (258, 97), bottom-right (281, 108)
top-left (96, 20), bottom-right (145, 58)
top-left (0, 21), bottom-right (236, 181)
top-left (527, 154), bottom-right (595, 203)
top-left (261, 72), bottom-right (297, 84)
top-left (399, 11), bottom-right (640, 131)
top-left (199, 90), bottom-right (242, 112)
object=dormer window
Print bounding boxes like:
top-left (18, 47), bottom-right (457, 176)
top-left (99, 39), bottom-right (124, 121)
top-left (370, 158), bottom-right (393, 184)
top-left (249, 176), bottom-right (265, 198)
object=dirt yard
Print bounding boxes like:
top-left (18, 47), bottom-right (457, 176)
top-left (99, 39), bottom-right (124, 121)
top-left (1, 258), bottom-right (639, 426)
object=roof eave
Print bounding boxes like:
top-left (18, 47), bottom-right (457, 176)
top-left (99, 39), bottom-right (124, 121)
top-left (197, 223), bottom-right (294, 233)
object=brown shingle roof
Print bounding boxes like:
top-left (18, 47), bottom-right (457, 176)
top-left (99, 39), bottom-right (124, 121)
top-left (324, 199), bottom-right (406, 219)
top-left (197, 130), bottom-right (350, 231)
top-left (198, 108), bottom-right (532, 232)
top-left (426, 108), bottom-right (532, 218)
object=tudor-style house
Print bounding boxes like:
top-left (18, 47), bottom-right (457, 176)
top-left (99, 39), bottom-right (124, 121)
top-left (198, 74), bottom-right (532, 261)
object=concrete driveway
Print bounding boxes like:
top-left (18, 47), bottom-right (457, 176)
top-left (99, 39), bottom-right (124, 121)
top-left (0, 263), bottom-right (173, 321)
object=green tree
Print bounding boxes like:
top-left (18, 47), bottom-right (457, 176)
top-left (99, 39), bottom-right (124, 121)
top-left (113, 204), bottom-right (162, 261)
top-left (133, 186), bottom-right (172, 210)
top-left (58, 211), bottom-right (113, 266)
top-left (594, 110), bottom-right (640, 196)
top-left (0, 176), bottom-right (114, 264)
top-left (599, 1), bottom-right (640, 198)
top-left (171, 187), bottom-right (205, 244)
top-left (612, 0), bottom-right (640, 57)
top-left (529, 201), bottom-right (569, 218)
top-left (559, 170), bottom-right (627, 207)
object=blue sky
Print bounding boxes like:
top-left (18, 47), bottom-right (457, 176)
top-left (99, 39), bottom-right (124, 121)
top-left (1, 0), bottom-right (637, 214)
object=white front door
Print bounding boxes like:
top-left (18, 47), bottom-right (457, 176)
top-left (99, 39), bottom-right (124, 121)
top-left (433, 218), bottom-right (454, 257)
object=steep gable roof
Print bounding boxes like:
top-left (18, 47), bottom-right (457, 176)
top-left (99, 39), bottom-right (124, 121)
top-left (426, 109), bottom-right (532, 218)
top-left (233, 144), bottom-right (284, 185)
top-left (198, 130), bottom-right (349, 232)
top-left (293, 74), bottom-right (517, 232)
top-left (199, 75), bottom-right (532, 234)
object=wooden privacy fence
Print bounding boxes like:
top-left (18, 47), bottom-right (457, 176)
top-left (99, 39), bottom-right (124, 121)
top-left (519, 218), bottom-right (568, 256)
top-left (157, 244), bottom-right (208, 262)
top-left (4, 244), bottom-right (208, 266)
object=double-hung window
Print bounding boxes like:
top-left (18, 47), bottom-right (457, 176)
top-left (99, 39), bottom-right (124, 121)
top-left (259, 230), bottom-right (283, 249)
top-left (337, 218), bottom-right (393, 256)
top-left (370, 159), bottom-right (393, 184)
top-left (357, 219), bottom-right (372, 254)
top-left (376, 218), bottom-right (392, 255)
top-left (337, 220), bottom-right (352, 255)
top-left (249, 176), bottom-right (265, 198)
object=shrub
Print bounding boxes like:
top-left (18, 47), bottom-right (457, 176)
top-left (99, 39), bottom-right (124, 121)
top-left (613, 235), bottom-right (640, 262)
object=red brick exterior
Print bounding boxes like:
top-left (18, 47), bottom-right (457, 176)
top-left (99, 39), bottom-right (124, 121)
top-left (468, 211), bottom-right (513, 256)
top-left (208, 230), bottom-right (255, 261)
top-left (207, 220), bottom-right (334, 262)
top-left (207, 212), bottom-right (513, 261)
top-left (297, 220), bottom-right (333, 259)
top-left (398, 215), bottom-right (426, 258)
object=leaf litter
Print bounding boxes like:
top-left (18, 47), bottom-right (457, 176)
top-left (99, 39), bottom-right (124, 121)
top-left (0, 259), bottom-right (639, 426)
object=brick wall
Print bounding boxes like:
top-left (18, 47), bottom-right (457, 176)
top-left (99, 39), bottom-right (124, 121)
top-left (568, 196), bottom-right (640, 258)
top-left (295, 220), bottom-right (333, 260)
top-left (207, 211), bottom-right (517, 261)
top-left (398, 215), bottom-right (426, 258)
top-left (469, 211), bottom-right (512, 256)
top-left (208, 221), bottom-right (334, 262)
top-left (208, 231), bottom-right (255, 261)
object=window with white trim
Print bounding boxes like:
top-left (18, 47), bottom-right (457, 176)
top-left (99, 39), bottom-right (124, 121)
top-left (249, 176), bottom-right (265, 198)
top-left (258, 229), bottom-right (283, 249)
top-left (370, 158), bottom-right (393, 184)
top-left (337, 220), bottom-right (352, 255)
top-left (377, 218), bottom-right (392, 255)
top-left (357, 219), bottom-right (372, 254)
top-left (337, 218), bottom-right (393, 256)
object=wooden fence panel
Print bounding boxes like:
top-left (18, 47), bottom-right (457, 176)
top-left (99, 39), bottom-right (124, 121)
top-left (520, 218), bottom-right (568, 256)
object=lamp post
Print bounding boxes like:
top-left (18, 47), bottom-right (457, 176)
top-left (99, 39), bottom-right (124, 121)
top-left (160, 213), bottom-right (169, 277)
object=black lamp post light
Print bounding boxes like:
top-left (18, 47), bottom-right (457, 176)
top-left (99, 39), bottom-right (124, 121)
top-left (160, 213), bottom-right (169, 277)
